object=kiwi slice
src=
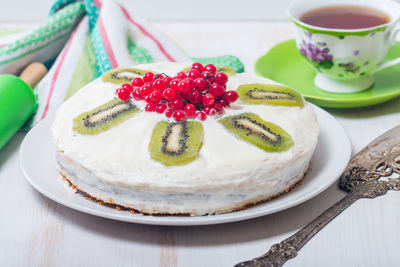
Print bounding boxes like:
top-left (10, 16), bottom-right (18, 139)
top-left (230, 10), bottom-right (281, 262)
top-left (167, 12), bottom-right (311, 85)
top-left (102, 67), bottom-right (152, 84)
top-left (181, 65), bottom-right (236, 76)
top-left (215, 66), bottom-right (236, 76)
top-left (149, 121), bottom-right (204, 166)
top-left (237, 84), bottom-right (304, 107)
top-left (72, 98), bottom-right (140, 135)
top-left (219, 113), bottom-right (293, 152)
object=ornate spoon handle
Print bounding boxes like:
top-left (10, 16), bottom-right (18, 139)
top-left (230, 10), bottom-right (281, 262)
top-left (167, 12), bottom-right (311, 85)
top-left (235, 192), bottom-right (361, 267)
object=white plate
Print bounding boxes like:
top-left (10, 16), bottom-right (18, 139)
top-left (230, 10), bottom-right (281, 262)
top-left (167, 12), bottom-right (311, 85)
top-left (19, 105), bottom-right (351, 226)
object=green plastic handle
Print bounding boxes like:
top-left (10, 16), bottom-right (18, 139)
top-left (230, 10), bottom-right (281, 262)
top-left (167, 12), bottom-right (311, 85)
top-left (0, 74), bottom-right (37, 150)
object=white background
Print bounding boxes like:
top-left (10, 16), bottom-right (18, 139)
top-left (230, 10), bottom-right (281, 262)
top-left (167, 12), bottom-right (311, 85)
top-left (1, 0), bottom-right (304, 22)
top-left (2, 0), bottom-right (400, 23)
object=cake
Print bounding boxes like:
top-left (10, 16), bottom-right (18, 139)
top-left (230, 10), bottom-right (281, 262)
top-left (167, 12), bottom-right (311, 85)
top-left (52, 62), bottom-right (319, 216)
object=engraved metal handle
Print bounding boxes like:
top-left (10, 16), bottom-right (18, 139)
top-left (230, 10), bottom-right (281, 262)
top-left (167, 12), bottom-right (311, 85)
top-left (235, 192), bottom-right (361, 267)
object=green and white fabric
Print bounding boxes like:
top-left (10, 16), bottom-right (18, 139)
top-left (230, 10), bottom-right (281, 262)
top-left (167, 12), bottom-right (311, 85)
top-left (0, 0), bottom-right (244, 126)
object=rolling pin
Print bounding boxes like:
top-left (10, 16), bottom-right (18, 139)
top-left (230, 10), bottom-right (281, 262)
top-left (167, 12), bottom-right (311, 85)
top-left (0, 62), bottom-right (47, 150)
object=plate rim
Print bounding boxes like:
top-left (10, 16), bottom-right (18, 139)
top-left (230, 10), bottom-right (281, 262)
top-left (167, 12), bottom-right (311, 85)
top-left (254, 39), bottom-right (400, 107)
top-left (19, 104), bottom-right (352, 226)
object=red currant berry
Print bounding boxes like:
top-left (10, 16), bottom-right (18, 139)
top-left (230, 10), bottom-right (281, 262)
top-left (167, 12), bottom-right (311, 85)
top-left (155, 103), bottom-right (167, 113)
top-left (131, 88), bottom-right (143, 100)
top-left (209, 83), bottom-right (225, 97)
top-left (150, 90), bottom-right (163, 102)
top-left (139, 85), bottom-right (152, 97)
top-left (165, 108), bottom-right (174, 118)
top-left (201, 71), bottom-right (215, 84)
top-left (143, 72), bottom-right (155, 83)
top-left (187, 69), bottom-right (200, 79)
top-left (122, 83), bottom-right (133, 91)
top-left (201, 71), bottom-right (211, 79)
top-left (208, 108), bottom-right (217, 115)
top-left (145, 95), bottom-right (156, 103)
top-left (224, 90), bottom-right (239, 103)
top-left (184, 104), bottom-right (196, 117)
top-left (213, 103), bottom-right (224, 114)
top-left (145, 102), bottom-right (156, 112)
top-left (173, 94), bottom-right (183, 100)
top-left (218, 98), bottom-right (230, 107)
top-left (154, 73), bottom-right (165, 80)
top-left (171, 99), bottom-right (184, 110)
top-left (163, 88), bottom-right (176, 100)
top-left (176, 71), bottom-right (187, 79)
top-left (162, 76), bottom-right (172, 85)
top-left (173, 110), bottom-right (186, 121)
top-left (180, 90), bottom-right (191, 99)
top-left (144, 82), bottom-right (153, 87)
top-left (203, 106), bottom-right (211, 114)
top-left (170, 79), bottom-right (180, 91)
top-left (214, 72), bottom-right (228, 85)
top-left (153, 79), bottom-right (167, 91)
top-left (191, 62), bottom-right (204, 72)
top-left (194, 78), bottom-right (208, 91)
top-left (187, 90), bottom-right (202, 104)
top-left (202, 93), bottom-right (215, 106)
top-left (117, 87), bottom-right (131, 101)
top-left (132, 77), bottom-right (144, 87)
top-left (204, 64), bottom-right (217, 75)
top-left (132, 95), bottom-right (142, 101)
top-left (178, 78), bottom-right (194, 94)
top-left (203, 106), bottom-right (216, 115)
top-left (196, 111), bottom-right (207, 121)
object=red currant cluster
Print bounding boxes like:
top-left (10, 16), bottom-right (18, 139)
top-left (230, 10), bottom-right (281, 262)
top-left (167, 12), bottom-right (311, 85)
top-left (115, 63), bottom-right (238, 121)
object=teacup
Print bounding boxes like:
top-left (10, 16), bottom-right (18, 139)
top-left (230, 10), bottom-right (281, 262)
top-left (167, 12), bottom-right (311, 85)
top-left (288, 0), bottom-right (400, 93)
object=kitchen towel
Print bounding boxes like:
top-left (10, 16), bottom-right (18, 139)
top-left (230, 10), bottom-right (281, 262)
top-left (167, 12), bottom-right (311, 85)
top-left (0, 0), bottom-right (244, 126)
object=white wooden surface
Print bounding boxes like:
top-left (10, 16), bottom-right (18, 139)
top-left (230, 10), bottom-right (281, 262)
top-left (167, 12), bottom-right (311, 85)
top-left (1, 21), bottom-right (400, 267)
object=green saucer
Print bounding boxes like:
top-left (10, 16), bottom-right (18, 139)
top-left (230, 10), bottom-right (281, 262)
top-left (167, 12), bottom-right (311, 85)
top-left (254, 39), bottom-right (400, 108)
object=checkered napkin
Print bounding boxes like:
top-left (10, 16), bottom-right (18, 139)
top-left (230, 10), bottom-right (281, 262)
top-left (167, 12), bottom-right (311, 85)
top-left (0, 0), bottom-right (244, 126)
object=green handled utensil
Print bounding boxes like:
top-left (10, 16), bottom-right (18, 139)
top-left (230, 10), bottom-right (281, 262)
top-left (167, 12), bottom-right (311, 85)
top-left (0, 63), bottom-right (47, 150)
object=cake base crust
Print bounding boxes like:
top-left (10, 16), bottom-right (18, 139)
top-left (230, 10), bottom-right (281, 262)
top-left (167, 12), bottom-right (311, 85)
top-left (59, 165), bottom-right (309, 216)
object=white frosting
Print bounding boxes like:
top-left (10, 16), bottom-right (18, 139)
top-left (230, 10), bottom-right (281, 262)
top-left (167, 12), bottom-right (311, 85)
top-left (52, 62), bottom-right (320, 215)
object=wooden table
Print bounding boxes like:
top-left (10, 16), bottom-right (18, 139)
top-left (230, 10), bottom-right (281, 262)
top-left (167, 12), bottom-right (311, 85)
top-left (1, 21), bottom-right (399, 267)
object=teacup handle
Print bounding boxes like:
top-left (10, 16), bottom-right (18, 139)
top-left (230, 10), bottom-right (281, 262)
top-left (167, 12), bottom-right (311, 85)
top-left (373, 27), bottom-right (400, 74)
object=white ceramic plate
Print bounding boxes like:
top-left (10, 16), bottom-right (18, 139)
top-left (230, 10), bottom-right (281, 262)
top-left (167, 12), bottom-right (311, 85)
top-left (19, 104), bottom-right (351, 226)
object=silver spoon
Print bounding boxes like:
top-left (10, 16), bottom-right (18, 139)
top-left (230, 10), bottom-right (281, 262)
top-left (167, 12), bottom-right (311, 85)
top-left (235, 125), bottom-right (400, 267)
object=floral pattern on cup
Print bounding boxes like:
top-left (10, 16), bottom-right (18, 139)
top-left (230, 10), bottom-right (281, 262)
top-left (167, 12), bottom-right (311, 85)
top-left (299, 39), bottom-right (334, 70)
top-left (338, 62), bottom-right (360, 73)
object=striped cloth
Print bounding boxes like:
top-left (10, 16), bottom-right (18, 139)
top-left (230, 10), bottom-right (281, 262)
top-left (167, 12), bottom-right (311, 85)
top-left (0, 0), bottom-right (244, 126)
